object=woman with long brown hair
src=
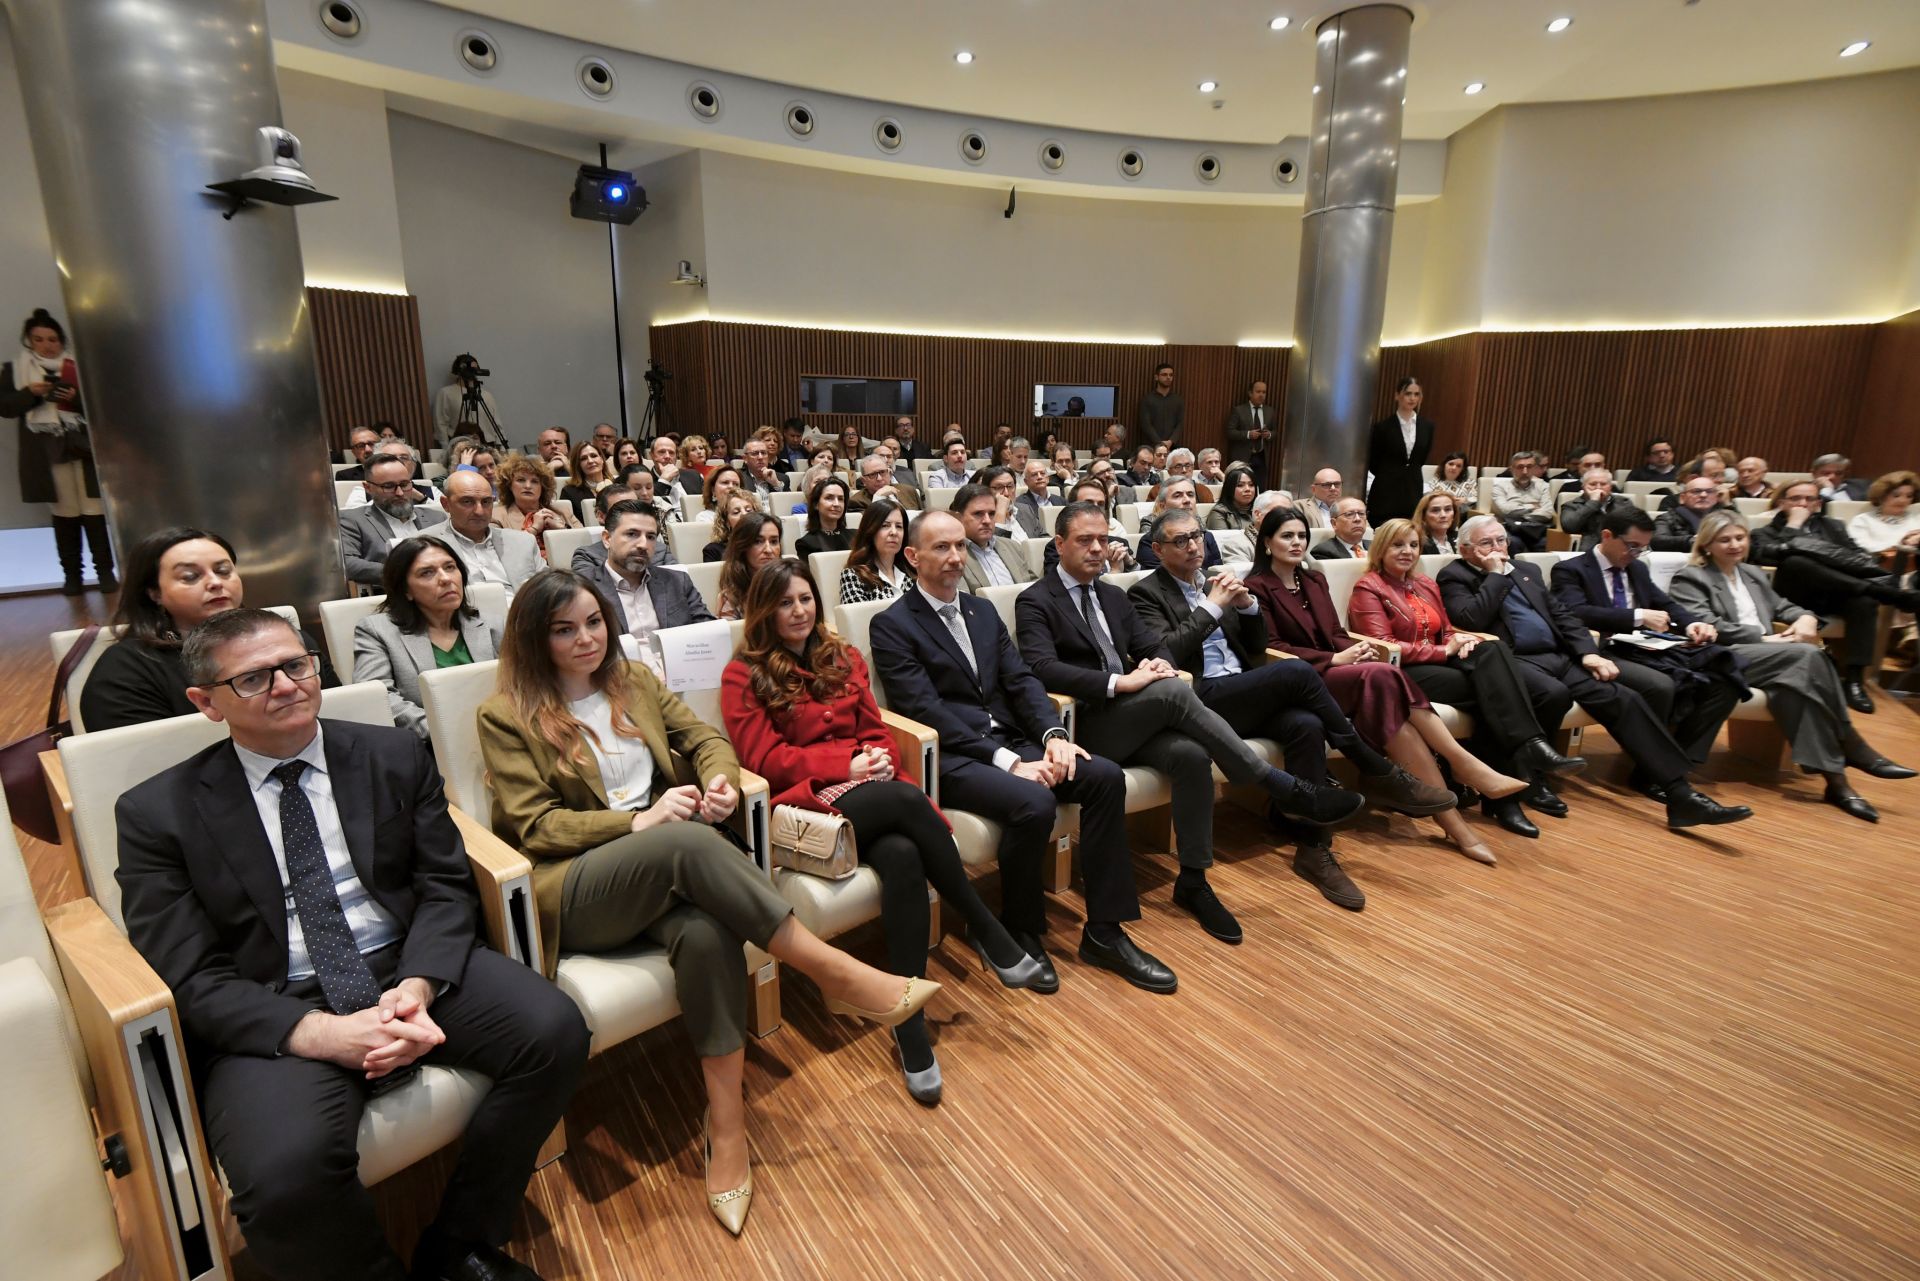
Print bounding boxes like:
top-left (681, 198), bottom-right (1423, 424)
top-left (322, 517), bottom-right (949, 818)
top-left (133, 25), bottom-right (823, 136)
top-left (722, 562), bottom-right (1041, 1104)
top-left (478, 569), bottom-right (938, 1233)
top-left (838, 497), bottom-right (911, 603)
top-left (796, 474), bottom-right (852, 560)
top-left (716, 512), bottom-right (783, 619)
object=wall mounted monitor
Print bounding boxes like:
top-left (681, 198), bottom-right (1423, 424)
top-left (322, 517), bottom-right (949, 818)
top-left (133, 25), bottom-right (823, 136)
top-left (1033, 383), bottom-right (1118, 417)
top-left (799, 375), bottom-right (916, 415)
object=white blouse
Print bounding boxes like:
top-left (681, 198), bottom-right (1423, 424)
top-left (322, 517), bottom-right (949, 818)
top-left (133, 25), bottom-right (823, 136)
top-left (571, 691), bottom-right (655, 811)
top-left (1848, 509), bottom-right (1920, 554)
top-left (1723, 569), bottom-right (1763, 630)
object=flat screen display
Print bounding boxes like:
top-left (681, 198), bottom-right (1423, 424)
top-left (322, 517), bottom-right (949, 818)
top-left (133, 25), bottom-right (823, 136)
top-left (1033, 383), bottom-right (1117, 417)
top-left (799, 376), bottom-right (916, 415)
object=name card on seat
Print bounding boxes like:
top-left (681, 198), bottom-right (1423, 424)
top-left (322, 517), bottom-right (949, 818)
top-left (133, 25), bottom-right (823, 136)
top-left (656, 620), bottom-right (734, 692)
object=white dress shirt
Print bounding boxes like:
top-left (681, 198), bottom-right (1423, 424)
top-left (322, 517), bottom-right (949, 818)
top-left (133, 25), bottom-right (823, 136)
top-left (1398, 412), bottom-right (1417, 458)
top-left (1591, 545), bottom-right (1648, 627)
top-left (445, 524), bottom-right (512, 593)
top-left (1724, 568), bottom-right (1763, 630)
top-left (571, 690), bottom-right (655, 810)
top-left (971, 538), bottom-right (1015, 586)
top-left (610, 566), bottom-right (661, 641)
top-left (233, 727), bottom-right (403, 982)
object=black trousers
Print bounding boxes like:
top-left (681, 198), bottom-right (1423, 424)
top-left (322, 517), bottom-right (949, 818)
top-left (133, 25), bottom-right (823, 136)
top-left (1196, 663), bottom-right (1329, 785)
top-left (938, 740), bottom-right (1134, 934)
top-left (835, 780), bottom-right (1002, 977)
top-left (1499, 516), bottom-right (1550, 552)
top-left (1402, 639), bottom-right (1550, 770)
top-left (1513, 650), bottom-right (1694, 785)
top-left (1608, 651), bottom-right (1743, 767)
top-left (1771, 557), bottom-right (1884, 670)
top-left (199, 945), bottom-right (589, 1281)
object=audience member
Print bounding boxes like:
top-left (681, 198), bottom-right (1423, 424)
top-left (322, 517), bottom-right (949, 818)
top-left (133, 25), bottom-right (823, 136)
top-left (1119, 445), bottom-right (1160, 490)
top-left (648, 436), bottom-right (685, 493)
top-left (353, 535), bottom-right (500, 737)
top-left (82, 527), bottom-right (339, 731)
top-left (1558, 469), bottom-right (1640, 551)
top-left (442, 434), bottom-right (481, 473)
top-left (1652, 472), bottom-right (1731, 550)
top-left (535, 426), bottom-right (572, 477)
top-left (1411, 489), bottom-right (1462, 555)
top-left (478, 569), bottom-right (934, 1234)
top-left (926, 438), bottom-right (973, 489)
top-left (1137, 362), bottom-right (1184, 447)
top-left (1850, 470), bottom-right (1920, 560)
top-left (1136, 475), bottom-right (1221, 570)
top-left (590, 422), bottom-right (618, 459)
top-left (333, 425), bottom-right (382, 480)
top-left (852, 451), bottom-right (923, 512)
top-left (703, 491), bottom-right (761, 563)
top-left (1224, 379), bottom-right (1275, 469)
top-left (1310, 497), bottom-right (1372, 561)
top-left (1048, 443), bottom-right (1080, 489)
top-left (1043, 477), bottom-right (1138, 575)
top-left (796, 475), bottom-right (853, 559)
top-left (716, 512), bottom-right (784, 619)
top-left (1195, 448), bottom-right (1226, 487)
top-left (1427, 452), bottom-right (1477, 503)
top-left (1305, 469), bottom-right (1343, 527)
top-left (439, 469), bottom-right (542, 598)
top-left (954, 482), bottom-right (1035, 590)
top-left (1206, 464), bottom-right (1259, 533)
top-left (495, 454), bottom-right (580, 551)
top-left (580, 501), bottom-right (713, 658)
top-left (1811, 452), bottom-right (1870, 502)
top-left (678, 434), bottom-right (715, 483)
top-left (699, 464), bottom-right (747, 525)
top-left (735, 438), bottom-right (779, 498)
top-left (838, 498), bottom-right (912, 604)
top-left (339, 452), bottom-right (449, 587)
top-left (558, 441), bottom-right (612, 510)
top-left (1490, 451), bottom-right (1554, 551)
top-left (1012, 458), bottom-right (1059, 538)
top-left (610, 438), bottom-right (643, 473)
top-left (1656, 453), bottom-right (1732, 512)
top-left (1555, 448), bottom-right (1607, 496)
top-left (1365, 375), bottom-right (1433, 522)
top-left (342, 438), bottom-right (438, 508)
top-left (777, 418), bottom-right (811, 470)
top-left (1627, 437), bottom-right (1679, 485)
top-left (1731, 456), bottom-right (1774, 501)
top-left (892, 415), bottom-right (932, 463)
top-left (467, 446), bottom-right (500, 496)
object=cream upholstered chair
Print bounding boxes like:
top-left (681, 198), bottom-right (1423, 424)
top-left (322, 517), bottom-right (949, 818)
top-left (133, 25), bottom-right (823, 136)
top-left (669, 560), bottom-right (726, 614)
top-left (767, 490), bottom-right (808, 518)
top-left (1017, 537), bottom-right (1051, 579)
top-left (0, 790), bottom-right (124, 1281)
top-left (808, 549), bottom-right (854, 620)
top-left (666, 519), bottom-right (713, 567)
top-left (543, 524), bottom-right (602, 568)
top-left (51, 682), bottom-right (516, 1280)
top-left (415, 659), bottom-right (778, 1149)
top-left (1316, 557), bottom-right (1370, 628)
top-left (922, 487), bottom-right (959, 511)
top-left (319, 583), bottom-right (508, 679)
top-left (334, 480), bottom-right (361, 508)
top-left (678, 492), bottom-right (708, 521)
top-left (52, 605), bottom-right (302, 738)
top-left (779, 513), bottom-right (810, 547)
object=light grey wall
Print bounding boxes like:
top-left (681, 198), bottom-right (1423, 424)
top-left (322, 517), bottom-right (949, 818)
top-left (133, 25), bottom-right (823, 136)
top-left (387, 111), bottom-right (622, 451)
top-left (613, 149), bottom-right (708, 385)
top-left (279, 69), bottom-right (406, 292)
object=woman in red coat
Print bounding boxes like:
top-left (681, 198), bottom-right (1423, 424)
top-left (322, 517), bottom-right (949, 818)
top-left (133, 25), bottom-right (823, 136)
top-left (721, 560), bottom-right (1044, 1105)
top-left (1247, 506), bottom-right (1524, 864)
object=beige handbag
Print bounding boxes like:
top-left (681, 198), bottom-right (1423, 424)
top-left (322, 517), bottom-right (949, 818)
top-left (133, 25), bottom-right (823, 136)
top-left (768, 804), bottom-right (859, 879)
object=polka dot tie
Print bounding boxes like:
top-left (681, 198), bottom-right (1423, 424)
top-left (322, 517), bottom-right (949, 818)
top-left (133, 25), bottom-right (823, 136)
top-left (272, 760), bottom-right (382, 1014)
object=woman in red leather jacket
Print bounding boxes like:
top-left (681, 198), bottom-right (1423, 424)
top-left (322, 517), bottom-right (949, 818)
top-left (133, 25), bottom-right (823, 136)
top-left (721, 560), bottom-right (1045, 1105)
top-left (1347, 519), bottom-right (1578, 841)
top-left (1246, 506), bottom-right (1522, 864)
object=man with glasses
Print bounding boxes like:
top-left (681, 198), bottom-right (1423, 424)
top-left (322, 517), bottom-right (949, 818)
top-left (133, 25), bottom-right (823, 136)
top-left (342, 438), bottom-right (438, 509)
top-left (438, 469), bottom-right (540, 598)
top-left (1305, 469), bottom-right (1343, 528)
top-left (339, 452), bottom-right (447, 586)
top-left (1438, 515), bottom-right (1753, 829)
top-left (116, 608), bottom-right (589, 1281)
top-left (850, 450), bottom-right (923, 513)
top-left (1558, 468), bottom-right (1639, 552)
top-left (1310, 497), bottom-right (1372, 561)
top-left (1652, 473), bottom-right (1732, 551)
top-left (1491, 451), bottom-right (1554, 551)
top-left (1549, 508), bottom-right (1744, 784)
top-left (893, 415), bottom-right (932, 463)
top-left (738, 436), bottom-right (781, 497)
top-left (334, 425), bottom-right (382, 481)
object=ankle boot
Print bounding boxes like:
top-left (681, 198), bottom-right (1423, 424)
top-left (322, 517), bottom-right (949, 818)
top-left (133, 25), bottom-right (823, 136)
top-left (52, 515), bottom-right (85, 595)
top-left (80, 515), bottom-right (117, 592)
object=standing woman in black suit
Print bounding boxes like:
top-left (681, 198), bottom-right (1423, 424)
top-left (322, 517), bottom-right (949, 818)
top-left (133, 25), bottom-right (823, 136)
top-left (1365, 375), bottom-right (1434, 524)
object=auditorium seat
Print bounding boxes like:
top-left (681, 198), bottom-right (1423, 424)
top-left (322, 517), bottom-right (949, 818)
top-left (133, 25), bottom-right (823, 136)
top-left (767, 491), bottom-right (809, 518)
top-left (665, 520), bottom-right (712, 566)
top-left (318, 583), bottom-right (509, 678)
top-left (669, 560), bottom-right (725, 614)
top-left (333, 480), bottom-right (362, 508)
top-left (922, 489), bottom-right (960, 511)
top-left (808, 549), bottom-right (853, 619)
top-left (542, 525), bottom-right (601, 568)
top-left (678, 493), bottom-right (708, 521)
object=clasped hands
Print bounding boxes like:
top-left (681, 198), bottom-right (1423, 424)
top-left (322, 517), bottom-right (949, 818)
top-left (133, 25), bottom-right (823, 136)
top-left (1010, 735), bottom-right (1092, 786)
top-left (1206, 569), bottom-right (1255, 612)
top-left (630, 773), bottom-right (738, 831)
top-left (1114, 654), bottom-right (1178, 694)
top-left (1762, 616), bottom-right (1823, 645)
top-left (288, 976), bottom-right (444, 1081)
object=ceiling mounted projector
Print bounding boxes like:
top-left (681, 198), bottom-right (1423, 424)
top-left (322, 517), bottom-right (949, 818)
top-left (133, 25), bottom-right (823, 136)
top-left (571, 164), bottom-right (645, 225)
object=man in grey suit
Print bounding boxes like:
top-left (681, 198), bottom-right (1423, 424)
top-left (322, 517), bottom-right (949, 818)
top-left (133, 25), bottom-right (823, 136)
top-left (955, 482), bottom-right (1037, 591)
top-left (1223, 379), bottom-right (1276, 470)
top-left (1011, 458), bottom-right (1059, 540)
top-left (339, 454), bottom-right (448, 586)
top-left (579, 501), bottom-right (714, 644)
top-left (438, 469), bottom-right (541, 598)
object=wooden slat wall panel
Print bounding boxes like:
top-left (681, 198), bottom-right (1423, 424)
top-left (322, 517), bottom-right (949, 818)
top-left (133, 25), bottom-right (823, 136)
top-left (1853, 308), bottom-right (1920, 479)
top-left (644, 319), bottom-right (712, 444)
top-left (306, 287), bottom-right (432, 452)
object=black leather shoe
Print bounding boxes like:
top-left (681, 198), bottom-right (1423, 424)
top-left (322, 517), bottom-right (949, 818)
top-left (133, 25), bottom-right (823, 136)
top-left (1843, 680), bottom-right (1875, 714)
top-left (1666, 786), bottom-right (1754, 829)
top-left (1171, 878), bottom-right (1243, 944)
top-left (1520, 781), bottom-right (1569, 818)
top-left (1824, 784), bottom-right (1879, 823)
top-left (1483, 796), bottom-right (1539, 839)
top-left (1849, 755), bottom-right (1918, 780)
top-left (1625, 771), bottom-right (1670, 805)
top-left (413, 1230), bottom-right (541, 1281)
top-left (1077, 928), bottom-right (1177, 994)
top-left (1007, 930), bottom-right (1060, 994)
top-left (1293, 843), bottom-right (1365, 910)
top-left (1271, 777), bottom-right (1368, 827)
top-left (1357, 765), bottom-right (1458, 816)
top-left (1513, 737), bottom-right (1587, 777)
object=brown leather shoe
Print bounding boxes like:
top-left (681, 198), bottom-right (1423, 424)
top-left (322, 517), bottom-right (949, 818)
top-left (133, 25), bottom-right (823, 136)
top-left (1293, 844), bottom-right (1365, 911)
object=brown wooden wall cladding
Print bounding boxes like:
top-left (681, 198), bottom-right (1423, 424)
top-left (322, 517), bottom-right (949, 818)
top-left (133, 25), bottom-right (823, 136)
top-left (651, 316), bottom-right (1911, 486)
top-left (306, 287), bottom-right (433, 452)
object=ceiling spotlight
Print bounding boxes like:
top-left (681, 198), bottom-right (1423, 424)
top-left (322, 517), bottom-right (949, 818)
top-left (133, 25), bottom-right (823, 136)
top-left (954, 50), bottom-right (974, 64)
top-left (1397, 67), bottom-right (1406, 78)
top-left (1268, 15), bottom-right (1290, 30)
top-left (1839, 40), bottom-right (1871, 58)
top-left (1546, 17), bottom-right (1572, 33)
top-left (1464, 81), bottom-right (1485, 95)
top-left (1198, 80), bottom-right (1218, 93)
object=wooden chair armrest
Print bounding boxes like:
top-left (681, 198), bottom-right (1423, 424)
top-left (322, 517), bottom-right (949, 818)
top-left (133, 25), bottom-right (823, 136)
top-left (1266, 648), bottom-right (1300, 662)
top-left (40, 748), bottom-right (71, 816)
top-left (448, 807), bottom-right (538, 963)
top-left (734, 769), bottom-right (771, 872)
top-left (1047, 692), bottom-right (1078, 742)
top-left (880, 709), bottom-right (941, 802)
top-left (1348, 632), bottom-right (1401, 656)
top-left (45, 897), bottom-right (171, 1033)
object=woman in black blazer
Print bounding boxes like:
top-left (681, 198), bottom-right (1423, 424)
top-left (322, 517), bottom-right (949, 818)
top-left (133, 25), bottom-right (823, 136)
top-left (1365, 375), bottom-right (1434, 524)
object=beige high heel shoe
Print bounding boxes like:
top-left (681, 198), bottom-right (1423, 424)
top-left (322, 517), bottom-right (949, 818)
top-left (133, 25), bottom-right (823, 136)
top-left (703, 1110), bottom-right (753, 1236)
top-left (824, 976), bottom-right (941, 1028)
top-left (1454, 756), bottom-right (1528, 800)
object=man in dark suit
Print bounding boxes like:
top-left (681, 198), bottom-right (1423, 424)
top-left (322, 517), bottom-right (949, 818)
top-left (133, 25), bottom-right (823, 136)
top-left (1118, 445), bottom-right (1161, 491)
top-left (893, 415), bottom-right (934, 463)
top-left (867, 510), bottom-right (1166, 993)
top-left (1812, 453), bottom-right (1870, 503)
top-left (1310, 498), bottom-right (1372, 560)
top-left (1558, 469), bottom-right (1640, 552)
top-left (1365, 377), bottom-right (1433, 523)
top-left (1016, 505), bottom-right (1394, 945)
top-left (1223, 379), bottom-right (1276, 471)
top-left (1438, 516), bottom-right (1753, 829)
top-left (581, 502), bottom-right (713, 645)
top-left (339, 453), bottom-right (450, 586)
top-left (1548, 507), bottom-right (1745, 777)
top-left (115, 609), bottom-right (589, 1281)
top-left (1625, 436), bottom-right (1679, 485)
top-left (333, 425), bottom-right (382, 481)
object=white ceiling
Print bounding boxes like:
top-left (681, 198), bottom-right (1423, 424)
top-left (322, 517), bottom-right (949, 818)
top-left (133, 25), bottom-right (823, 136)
top-left (439, 0), bottom-right (1920, 143)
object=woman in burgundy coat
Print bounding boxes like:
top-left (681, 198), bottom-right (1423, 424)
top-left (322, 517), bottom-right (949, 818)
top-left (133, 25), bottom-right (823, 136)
top-left (1246, 507), bottom-right (1523, 864)
top-left (721, 560), bottom-right (1045, 1105)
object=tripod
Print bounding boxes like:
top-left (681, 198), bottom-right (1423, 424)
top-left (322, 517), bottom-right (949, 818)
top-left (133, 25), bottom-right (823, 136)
top-left (459, 377), bottom-right (510, 453)
top-left (638, 377), bottom-right (674, 443)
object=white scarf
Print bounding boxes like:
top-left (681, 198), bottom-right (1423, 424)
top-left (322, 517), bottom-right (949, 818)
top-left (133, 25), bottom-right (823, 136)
top-left (18, 345), bottom-right (85, 435)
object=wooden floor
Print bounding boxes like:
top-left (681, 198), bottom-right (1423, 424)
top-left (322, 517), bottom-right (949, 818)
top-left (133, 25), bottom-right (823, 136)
top-left (10, 589), bottom-right (1919, 1281)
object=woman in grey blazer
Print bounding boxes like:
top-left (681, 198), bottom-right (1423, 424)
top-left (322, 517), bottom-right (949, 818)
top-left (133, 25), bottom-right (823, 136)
top-left (1669, 511), bottom-right (1913, 821)
top-left (354, 534), bottom-right (502, 737)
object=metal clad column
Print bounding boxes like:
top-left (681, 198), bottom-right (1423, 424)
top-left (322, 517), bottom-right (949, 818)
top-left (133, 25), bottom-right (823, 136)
top-left (1283, 5), bottom-right (1413, 499)
top-left (3, 0), bottom-right (344, 616)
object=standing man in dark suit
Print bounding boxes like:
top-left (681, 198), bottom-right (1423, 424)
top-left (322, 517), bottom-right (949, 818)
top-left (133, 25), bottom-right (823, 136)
top-left (581, 502), bottom-right (714, 648)
top-left (115, 609), bottom-right (588, 1281)
top-left (867, 510), bottom-right (1166, 992)
top-left (1548, 507), bottom-right (1745, 777)
top-left (1223, 379), bottom-right (1276, 474)
top-left (1438, 516), bottom-right (1753, 830)
top-left (1365, 375), bottom-right (1433, 523)
top-left (1137, 362), bottom-right (1184, 448)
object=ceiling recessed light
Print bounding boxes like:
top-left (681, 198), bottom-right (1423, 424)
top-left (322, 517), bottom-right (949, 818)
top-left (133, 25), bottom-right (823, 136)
top-left (954, 50), bottom-right (974, 65)
top-left (1268, 15), bottom-right (1290, 31)
top-left (1198, 80), bottom-right (1218, 93)
top-left (1839, 40), bottom-right (1871, 58)
top-left (1464, 81), bottom-right (1485, 95)
top-left (1546, 17), bottom-right (1572, 34)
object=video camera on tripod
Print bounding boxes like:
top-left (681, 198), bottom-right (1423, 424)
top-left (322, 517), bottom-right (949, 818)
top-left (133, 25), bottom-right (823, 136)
top-left (451, 352), bottom-right (508, 451)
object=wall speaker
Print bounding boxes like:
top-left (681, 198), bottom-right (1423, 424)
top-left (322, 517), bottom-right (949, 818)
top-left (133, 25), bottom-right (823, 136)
top-left (577, 58), bottom-right (615, 99)
top-left (1118, 148), bottom-right (1145, 179)
top-left (1195, 153), bottom-right (1222, 182)
top-left (318, 0), bottom-right (361, 40)
top-left (688, 82), bottom-right (722, 121)
top-left (1038, 140), bottom-right (1066, 171)
top-left (959, 131), bottom-right (988, 164)
top-left (785, 103), bottom-right (816, 138)
top-left (1274, 156), bottom-right (1300, 184)
top-left (457, 31), bottom-right (497, 73)
top-left (874, 118), bottom-right (904, 153)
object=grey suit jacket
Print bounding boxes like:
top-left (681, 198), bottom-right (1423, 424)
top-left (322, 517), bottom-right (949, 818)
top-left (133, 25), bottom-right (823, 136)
top-left (1012, 491), bottom-right (1057, 539)
top-left (445, 526), bottom-right (541, 595)
top-left (578, 558), bottom-right (715, 636)
top-left (1667, 562), bottom-right (1811, 644)
top-left (961, 535), bottom-right (1037, 592)
top-left (338, 504), bottom-right (448, 587)
top-left (353, 608), bottom-right (500, 737)
top-left (1223, 402), bottom-right (1276, 466)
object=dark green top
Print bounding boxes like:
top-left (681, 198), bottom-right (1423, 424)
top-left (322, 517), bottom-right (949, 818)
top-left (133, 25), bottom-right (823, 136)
top-left (432, 634), bottom-right (473, 669)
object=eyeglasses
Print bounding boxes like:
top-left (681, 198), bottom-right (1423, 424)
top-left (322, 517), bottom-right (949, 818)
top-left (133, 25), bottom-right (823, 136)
top-left (1156, 530), bottom-right (1206, 549)
top-left (199, 652), bottom-right (320, 698)
top-left (1467, 535), bottom-right (1509, 549)
top-left (1619, 542), bottom-right (1649, 557)
top-left (366, 480), bottom-right (414, 495)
